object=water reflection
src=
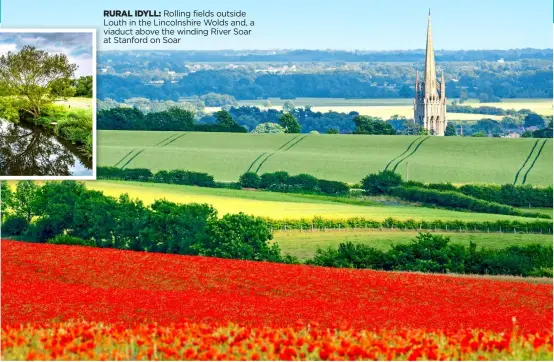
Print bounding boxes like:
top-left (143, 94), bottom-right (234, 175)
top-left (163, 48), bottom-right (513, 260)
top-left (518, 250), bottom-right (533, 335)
top-left (0, 119), bottom-right (92, 177)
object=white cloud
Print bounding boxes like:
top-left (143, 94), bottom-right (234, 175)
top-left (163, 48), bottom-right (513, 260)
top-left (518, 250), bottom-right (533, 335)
top-left (0, 44), bottom-right (17, 56)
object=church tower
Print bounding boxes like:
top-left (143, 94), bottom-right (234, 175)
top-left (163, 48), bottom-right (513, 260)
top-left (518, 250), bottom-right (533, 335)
top-left (414, 10), bottom-right (447, 136)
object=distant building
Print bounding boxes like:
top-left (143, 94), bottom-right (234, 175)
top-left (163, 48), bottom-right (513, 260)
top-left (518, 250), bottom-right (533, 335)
top-left (414, 10), bottom-right (447, 136)
top-left (503, 132), bottom-right (521, 139)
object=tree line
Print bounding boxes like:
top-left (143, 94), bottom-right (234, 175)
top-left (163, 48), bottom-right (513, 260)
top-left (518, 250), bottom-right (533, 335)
top-left (97, 98), bottom-right (552, 137)
top-left (97, 64), bottom-right (552, 102)
top-left (98, 107), bottom-right (246, 132)
top-left (308, 233), bottom-right (552, 277)
top-left (362, 171), bottom-right (551, 219)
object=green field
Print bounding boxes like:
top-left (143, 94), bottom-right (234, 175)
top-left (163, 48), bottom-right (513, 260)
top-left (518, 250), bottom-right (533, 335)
top-left (273, 230), bottom-right (553, 260)
top-left (53, 97), bottom-right (93, 110)
top-left (98, 132), bottom-right (553, 186)
top-left (86, 181), bottom-right (543, 222)
top-left (218, 97), bottom-right (551, 120)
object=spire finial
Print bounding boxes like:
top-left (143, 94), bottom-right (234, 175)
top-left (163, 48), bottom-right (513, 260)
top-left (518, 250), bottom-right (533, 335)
top-left (428, 8), bottom-right (431, 16)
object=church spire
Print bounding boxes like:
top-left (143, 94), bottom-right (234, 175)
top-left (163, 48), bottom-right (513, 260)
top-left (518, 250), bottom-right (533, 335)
top-left (424, 10), bottom-right (437, 96)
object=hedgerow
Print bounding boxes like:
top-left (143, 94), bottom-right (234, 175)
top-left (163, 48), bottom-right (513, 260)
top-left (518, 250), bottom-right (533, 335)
top-left (306, 232), bottom-right (553, 277)
top-left (261, 216), bottom-right (552, 234)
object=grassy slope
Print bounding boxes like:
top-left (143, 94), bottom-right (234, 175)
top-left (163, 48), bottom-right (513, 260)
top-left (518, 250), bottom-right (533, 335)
top-left (86, 180), bottom-right (542, 222)
top-left (273, 230), bottom-right (553, 260)
top-left (98, 132), bottom-right (553, 185)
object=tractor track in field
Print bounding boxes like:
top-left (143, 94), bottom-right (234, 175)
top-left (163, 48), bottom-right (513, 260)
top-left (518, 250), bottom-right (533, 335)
top-left (384, 137), bottom-right (421, 171)
top-left (114, 133), bottom-right (185, 169)
top-left (113, 149), bottom-right (136, 168)
top-left (254, 135), bottom-right (302, 173)
top-left (522, 139), bottom-right (548, 185)
top-left (282, 135), bottom-right (309, 152)
top-left (391, 136), bottom-right (430, 172)
top-left (246, 152), bottom-right (268, 173)
top-left (513, 139), bottom-right (540, 185)
top-left (153, 133), bottom-right (179, 147)
top-left (120, 149), bottom-right (146, 169)
top-left (160, 133), bottom-right (186, 147)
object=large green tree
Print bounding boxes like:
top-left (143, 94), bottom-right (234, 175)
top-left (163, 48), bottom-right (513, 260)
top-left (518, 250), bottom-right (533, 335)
top-left (0, 46), bottom-right (77, 118)
top-left (12, 181), bottom-right (39, 222)
top-left (445, 123), bottom-right (457, 136)
top-left (353, 115), bottom-right (396, 135)
top-left (72, 76), bottom-right (93, 97)
top-left (279, 113), bottom-right (301, 133)
top-left (215, 110), bottom-right (237, 129)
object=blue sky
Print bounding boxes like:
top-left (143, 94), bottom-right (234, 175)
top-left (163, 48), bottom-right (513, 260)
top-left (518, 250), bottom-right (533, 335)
top-left (0, 32), bottom-right (93, 76)
top-left (0, 0), bottom-right (552, 51)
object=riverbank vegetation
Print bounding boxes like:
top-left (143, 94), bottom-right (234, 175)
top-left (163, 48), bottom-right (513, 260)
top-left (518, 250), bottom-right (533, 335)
top-left (0, 46), bottom-right (93, 158)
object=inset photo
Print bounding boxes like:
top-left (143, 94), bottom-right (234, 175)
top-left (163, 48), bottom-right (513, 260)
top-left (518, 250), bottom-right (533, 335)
top-left (0, 29), bottom-right (96, 179)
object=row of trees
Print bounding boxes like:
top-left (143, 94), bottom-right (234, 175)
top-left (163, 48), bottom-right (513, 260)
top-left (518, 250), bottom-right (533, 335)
top-left (239, 171), bottom-right (350, 195)
top-left (98, 107), bottom-right (247, 132)
top-left (97, 98), bottom-right (551, 137)
top-left (361, 171), bottom-right (551, 218)
top-left (308, 233), bottom-right (552, 277)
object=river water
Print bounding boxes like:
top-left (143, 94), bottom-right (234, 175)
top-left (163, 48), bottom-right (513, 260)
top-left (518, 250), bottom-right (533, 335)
top-left (0, 119), bottom-right (92, 177)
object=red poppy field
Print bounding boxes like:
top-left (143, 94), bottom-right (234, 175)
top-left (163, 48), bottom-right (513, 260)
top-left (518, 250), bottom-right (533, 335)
top-left (1, 239), bottom-right (553, 360)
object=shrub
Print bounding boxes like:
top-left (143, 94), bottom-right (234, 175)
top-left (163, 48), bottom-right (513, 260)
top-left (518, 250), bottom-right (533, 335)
top-left (1, 215), bottom-right (29, 236)
top-left (361, 170), bottom-right (403, 195)
top-left (239, 172), bottom-right (261, 188)
top-left (194, 213), bottom-right (282, 262)
top-left (0, 97), bottom-right (22, 122)
top-left (318, 179), bottom-right (350, 195)
top-left (47, 234), bottom-right (96, 247)
top-left (286, 173), bottom-right (319, 191)
top-left (260, 171), bottom-right (290, 189)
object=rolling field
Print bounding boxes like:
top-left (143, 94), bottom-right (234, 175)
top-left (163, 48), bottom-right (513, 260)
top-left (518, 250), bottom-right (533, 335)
top-left (86, 180), bottom-right (540, 222)
top-left (98, 132), bottom-right (553, 185)
top-left (2, 240), bottom-right (552, 360)
top-left (273, 230), bottom-right (553, 261)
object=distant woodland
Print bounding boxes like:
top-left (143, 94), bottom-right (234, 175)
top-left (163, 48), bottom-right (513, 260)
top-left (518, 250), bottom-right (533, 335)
top-left (97, 49), bottom-right (553, 101)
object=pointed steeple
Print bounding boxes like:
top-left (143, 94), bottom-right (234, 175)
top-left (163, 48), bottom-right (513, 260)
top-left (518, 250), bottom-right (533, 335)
top-left (424, 10), bottom-right (437, 96)
top-left (415, 70), bottom-right (419, 92)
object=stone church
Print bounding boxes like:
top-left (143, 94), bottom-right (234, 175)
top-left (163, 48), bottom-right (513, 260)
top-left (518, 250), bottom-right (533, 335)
top-left (414, 10), bottom-right (447, 136)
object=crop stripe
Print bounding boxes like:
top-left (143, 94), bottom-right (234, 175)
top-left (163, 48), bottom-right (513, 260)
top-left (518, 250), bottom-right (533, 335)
top-left (392, 136), bottom-right (429, 172)
top-left (161, 133), bottom-right (186, 147)
top-left (384, 137), bottom-right (421, 171)
top-left (246, 152), bottom-right (267, 173)
top-left (282, 134), bottom-right (309, 152)
top-left (513, 139), bottom-right (540, 185)
top-left (113, 149), bottom-right (136, 167)
top-left (153, 133), bottom-right (179, 147)
top-left (255, 135), bottom-right (301, 173)
top-left (522, 139), bottom-right (547, 185)
top-left (120, 149), bottom-right (146, 169)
